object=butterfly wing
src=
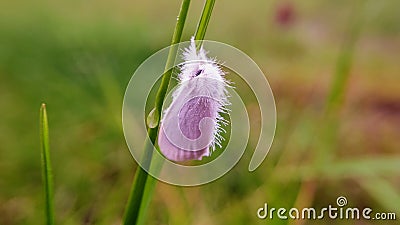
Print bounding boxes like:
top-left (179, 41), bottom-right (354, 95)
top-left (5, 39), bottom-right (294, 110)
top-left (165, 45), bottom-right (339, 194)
top-left (158, 92), bottom-right (219, 161)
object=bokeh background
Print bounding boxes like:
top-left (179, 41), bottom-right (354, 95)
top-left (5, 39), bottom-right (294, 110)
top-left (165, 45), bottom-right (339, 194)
top-left (0, 0), bottom-right (399, 224)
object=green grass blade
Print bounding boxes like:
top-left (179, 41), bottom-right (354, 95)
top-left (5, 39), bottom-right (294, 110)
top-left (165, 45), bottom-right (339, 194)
top-left (316, 0), bottom-right (366, 164)
top-left (287, 1), bottom-right (366, 211)
top-left (136, 3), bottom-right (218, 223)
top-left (135, 175), bottom-right (158, 225)
top-left (153, 0), bottom-right (192, 121)
top-left (325, 0), bottom-right (365, 113)
top-left (123, 129), bottom-right (157, 225)
top-left (276, 157), bottom-right (400, 179)
top-left (194, 0), bottom-right (216, 41)
top-left (123, 1), bottom-right (218, 224)
top-left (40, 103), bottom-right (55, 225)
top-left (359, 176), bottom-right (400, 212)
top-left (122, 1), bottom-right (191, 224)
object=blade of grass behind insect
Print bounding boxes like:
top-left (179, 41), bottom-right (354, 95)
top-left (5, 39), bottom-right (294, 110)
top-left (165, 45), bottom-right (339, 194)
top-left (359, 175), bottom-right (400, 212)
top-left (316, 0), bottom-right (366, 165)
top-left (288, 1), bottom-right (366, 214)
top-left (122, 1), bottom-right (191, 224)
top-left (194, 0), bottom-right (215, 41)
top-left (40, 103), bottom-right (55, 225)
top-left (136, 1), bottom-right (218, 224)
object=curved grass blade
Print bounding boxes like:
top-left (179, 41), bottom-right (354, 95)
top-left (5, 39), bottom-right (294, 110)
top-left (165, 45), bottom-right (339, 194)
top-left (122, 1), bottom-right (191, 224)
top-left (123, 1), bottom-right (219, 224)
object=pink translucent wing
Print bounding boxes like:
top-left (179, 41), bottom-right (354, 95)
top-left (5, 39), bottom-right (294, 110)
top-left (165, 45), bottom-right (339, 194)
top-left (179, 97), bottom-right (218, 140)
top-left (158, 127), bottom-right (209, 161)
top-left (158, 96), bottom-right (219, 161)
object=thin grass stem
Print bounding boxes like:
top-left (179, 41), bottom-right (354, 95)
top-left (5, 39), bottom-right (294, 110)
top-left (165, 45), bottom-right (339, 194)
top-left (135, 1), bottom-right (218, 223)
top-left (194, 0), bottom-right (216, 48)
top-left (123, 1), bottom-right (218, 224)
top-left (122, 1), bottom-right (191, 224)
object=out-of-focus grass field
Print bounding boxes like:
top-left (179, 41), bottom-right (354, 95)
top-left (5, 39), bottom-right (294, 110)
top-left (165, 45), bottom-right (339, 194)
top-left (1, 0), bottom-right (399, 224)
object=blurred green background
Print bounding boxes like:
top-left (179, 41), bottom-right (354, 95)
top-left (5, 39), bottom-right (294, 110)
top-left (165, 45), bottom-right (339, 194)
top-left (0, 0), bottom-right (399, 224)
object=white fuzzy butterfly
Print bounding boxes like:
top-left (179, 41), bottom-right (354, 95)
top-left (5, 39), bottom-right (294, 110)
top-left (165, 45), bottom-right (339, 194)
top-left (158, 37), bottom-right (230, 161)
